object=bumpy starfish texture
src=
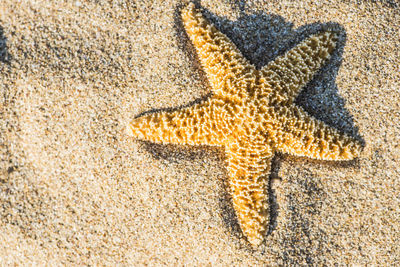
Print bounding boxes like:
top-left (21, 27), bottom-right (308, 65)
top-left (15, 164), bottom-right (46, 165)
top-left (128, 3), bottom-right (362, 247)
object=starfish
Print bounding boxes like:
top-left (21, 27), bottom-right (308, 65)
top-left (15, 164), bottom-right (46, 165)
top-left (127, 3), bottom-right (363, 247)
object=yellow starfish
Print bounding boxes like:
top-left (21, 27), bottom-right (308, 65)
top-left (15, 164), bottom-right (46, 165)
top-left (127, 3), bottom-right (363, 247)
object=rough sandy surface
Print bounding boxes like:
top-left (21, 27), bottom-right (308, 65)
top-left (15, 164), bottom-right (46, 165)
top-left (0, 0), bottom-right (399, 265)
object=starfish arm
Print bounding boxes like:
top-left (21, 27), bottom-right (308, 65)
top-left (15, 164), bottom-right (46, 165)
top-left (127, 99), bottom-right (228, 146)
top-left (225, 139), bottom-right (273, 247)
top-left (182, 3), bottom-right (256, 100)
top-left (274, 106), bottom-right (363, 160)
top-left (260, 31), bottom-right (338, 104)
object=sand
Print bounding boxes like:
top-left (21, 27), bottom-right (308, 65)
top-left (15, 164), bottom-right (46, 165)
top-left (0, 0), bottom-right (399, 265)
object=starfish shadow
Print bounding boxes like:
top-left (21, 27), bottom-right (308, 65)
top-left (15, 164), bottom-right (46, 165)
top-left (136, 2), bottom-right (366, 247)
top-left (282, 172), bottom-right (330, 264)
top-left (138, 140), bottom-right (219, 165)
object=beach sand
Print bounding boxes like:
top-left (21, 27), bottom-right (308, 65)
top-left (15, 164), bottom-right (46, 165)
top-left (1, 0), bottom-right (399, 265)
